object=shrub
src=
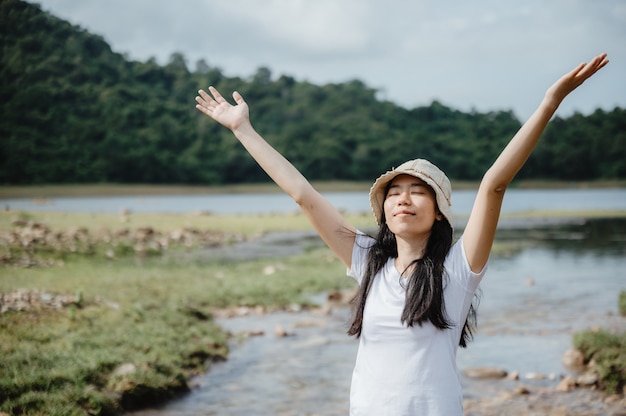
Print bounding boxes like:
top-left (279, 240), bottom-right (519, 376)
top-left (573, 329), bottom-right (626, 394)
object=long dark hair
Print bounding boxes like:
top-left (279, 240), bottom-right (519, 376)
top-left (347, 190), bottom-right (477, 348)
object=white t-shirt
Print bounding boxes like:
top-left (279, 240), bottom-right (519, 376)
top-left (347, 231), bottom-right (485, 416)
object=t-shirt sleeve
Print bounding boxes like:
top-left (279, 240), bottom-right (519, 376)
top-left (445, 235), bottom-right (487, 293)
top-left (347, 230), bottom-right (375, 285)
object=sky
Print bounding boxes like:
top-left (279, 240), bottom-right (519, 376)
top-left (35, 0), bottom-right (626, 120)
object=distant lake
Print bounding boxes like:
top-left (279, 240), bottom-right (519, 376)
top-left (2, 188), bottom-right (626, 215)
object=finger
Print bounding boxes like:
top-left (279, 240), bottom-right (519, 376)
top-left (584, 53), bottom-right (608, 73)
top-left (232, 91), bottom-right (245, 104)
top-left (208, 86), bottom-right (227, 103)
top-left (593, 53), bottom-right (609, 70)
top-left (195, 103), bottom-right (209, 114)
top-left (577, 54), bottom-right (609, 79)
top-left (197, 89), bottom-right (215, 104)
top-left (195, 94), bottom-right (216, 115)
top-left (195, 95), bottom-right (211, 110)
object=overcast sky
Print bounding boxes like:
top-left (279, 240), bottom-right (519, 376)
top-left (35, 0), bottom-right (625, 120)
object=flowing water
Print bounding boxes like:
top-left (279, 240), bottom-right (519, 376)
top-left (130, 218), bottom-right (626, 415)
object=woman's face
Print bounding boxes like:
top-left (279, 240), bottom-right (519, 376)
top-left (383, 174), bottom-right (441, 240)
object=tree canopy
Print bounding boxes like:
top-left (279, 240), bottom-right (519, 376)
top-left (1, 0), bottom-right (624, 185)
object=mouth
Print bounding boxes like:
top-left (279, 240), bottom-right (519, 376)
top-left (394, 210), bottom-right (415, 217)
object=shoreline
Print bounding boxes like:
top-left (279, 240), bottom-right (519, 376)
top-left (1, 179), bottom-right (626, 198)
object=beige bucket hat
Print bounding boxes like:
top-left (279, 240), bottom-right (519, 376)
top-left (369, 159), bottom-right (452, 226)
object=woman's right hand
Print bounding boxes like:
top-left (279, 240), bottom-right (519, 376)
top-left (195, 86), bottom-right (250, 132)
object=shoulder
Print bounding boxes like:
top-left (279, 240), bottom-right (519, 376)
top-left (347, 230), bottom-right (376, 283)
top-left (355, 230), bottom-right (375, 249)
top-left (445, 236), bottom-right (486, 289)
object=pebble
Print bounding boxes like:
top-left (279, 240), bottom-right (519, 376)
top-left (506, 371), bottom-right (520, 380)
top-left (562, 348), bottom-right (586, 371)
top-left (556, 376), bottom-right (577, 392)
top-left (113, 363), bottom-right (137, 377)
top-left (525, 372), bottom-right (547, 380)
top-left (274, 325), bottom-right (294, 337)
top-left (576, 372), bottom-right (598, 386)
top-left (463, 367), bottom-right (508, 379)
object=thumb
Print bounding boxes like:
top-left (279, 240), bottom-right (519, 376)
top-left (232, 91), bottom-right (245, 105)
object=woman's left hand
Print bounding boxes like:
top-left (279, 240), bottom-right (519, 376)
top-left (545, 53), bottom-right (609, 106)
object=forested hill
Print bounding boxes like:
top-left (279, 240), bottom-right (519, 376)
top-left (1, 0), bottom-right (625, 185)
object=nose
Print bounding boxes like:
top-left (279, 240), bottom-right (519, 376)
top-left (397, 190), bottom-right (412, 205)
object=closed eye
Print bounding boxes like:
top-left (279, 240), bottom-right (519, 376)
top-left (386, 181), bottom-right (430, 198)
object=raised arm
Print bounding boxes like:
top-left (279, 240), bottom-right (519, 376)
top-left (195, 87), bottom-right (356, 267)
top-left (463, 53), bottom-right (609, 272)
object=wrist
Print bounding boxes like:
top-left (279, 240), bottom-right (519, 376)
top-left (540, 94), bottom-right (561, 114)
top-left (232, 120), bottom-right (255, 138)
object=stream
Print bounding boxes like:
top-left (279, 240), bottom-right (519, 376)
top-left (130, 218), bottom-right (626, 415)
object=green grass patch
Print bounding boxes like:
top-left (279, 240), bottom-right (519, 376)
top-left (573, 329), bottom-right (626, 394)
top-left (0, 241), bottom-right (352, 414)
top-left (620, 291), bottom-right (626, 317)
top-left (0, 210), bottom-right (377, 236)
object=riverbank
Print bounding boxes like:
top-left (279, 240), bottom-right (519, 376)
top-left (1, 179), bottom-right (626, 198)
top-left (1, 211), bottom-right (625, 415)
top-left (0, 210), bottom-right (356, 415)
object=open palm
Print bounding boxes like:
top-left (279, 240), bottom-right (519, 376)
top-left (547, 53), bottom-right (608, 104)
top-left (195, 86), bottom-right (249, 131)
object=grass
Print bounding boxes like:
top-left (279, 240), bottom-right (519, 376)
top-left (0, 210), bottom-right (355, 415)
top-left (573, 328), bottom-right (626, 394)
top-left (571, 292), bottom-right (626, 395)
top-left (0, 209), bottom-right (377, 236)
top-left (1, 252), bottom-right (352, 414)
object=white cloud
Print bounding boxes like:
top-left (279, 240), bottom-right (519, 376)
top-left (211, 0), bottom-right (374, 55)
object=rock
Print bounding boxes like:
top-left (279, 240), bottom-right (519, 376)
top-left (506, 371), bottom-right (520, 380)
top-left (562, 348), bottom-right (586, 372)
top-left (113, 363), bottom-right (137, 377)
top-left (241, 330), bottom-right (265, 337)
top-left (294, 319), bottom-right (325, 328)
top-left (463, 367), bottom-right (508, 379)
top-left (604, 394), bottom-right (623, 404)
top-left (556, 376), bottom-right (577, 392)
top-left (275, 325), bottom-right (293, 337)
top-left (513, 386), bottom-right (531, 395)
top-left (287, 303), bottom-right (302, 313)
top-left (576, 372), bottom-right (598, 386)
top-left (525, 372), bottom-right (547, 380)
top-left (327, 288), bottom-right (357, 306)
top-left (262, 265), bottom-right (276, 275)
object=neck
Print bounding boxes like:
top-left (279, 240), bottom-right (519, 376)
top-left (394, 235), bottom-right (429, 276)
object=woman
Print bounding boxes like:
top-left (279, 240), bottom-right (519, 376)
top-left (195, 53), bottom-right (608, 415)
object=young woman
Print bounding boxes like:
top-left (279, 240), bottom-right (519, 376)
top-left (195, 53), bottom-right (608, 415)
